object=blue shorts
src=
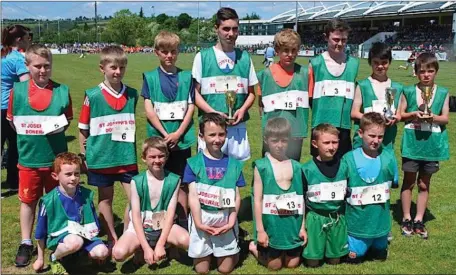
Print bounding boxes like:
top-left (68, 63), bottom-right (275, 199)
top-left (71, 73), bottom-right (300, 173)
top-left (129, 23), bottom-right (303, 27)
top-left (57, 236), bottom-right (105, 253)
top-left (87, 170), bottom-right (138, 187)
top-left (348, 234), bottom-right (388, 258)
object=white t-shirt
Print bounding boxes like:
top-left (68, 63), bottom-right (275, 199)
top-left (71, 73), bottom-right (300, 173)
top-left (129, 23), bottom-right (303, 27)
top-left (322, 51), bottom-right (346, 77)
top-left (192, 46), bottom-right (258, 86)
top-left (368, 76), bottom-right (392, 101)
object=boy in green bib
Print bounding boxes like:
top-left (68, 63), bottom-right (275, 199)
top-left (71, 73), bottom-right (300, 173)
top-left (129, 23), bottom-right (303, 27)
top-left (142, 31), bottom-right (196, 230)
top-left (78, 46), bottom-right (138, 250)
top-left (184, 113), bottom-right (245, 274)
top-left (257, 29), bottom-right (309, 161)
top-left (112, 137), bottom-right (189, 265)
top-left (249, 117), bottom-right (307, 271)
top-left (344, 113), bottom-right (398, 264)
top-left (351, 42), bottom-right (403, 149)
top-left (192, 7), bottom-right (259, 161)
top-left (308, 19), bottom-right (359, 159)
top-left (32, 153), bottom-right (108, 274)
top-left (7, 44), bottom-right (73, 268)
top-left (302, 124), bottom-right (348, 267)
top-left (398, 53), bottom-right (450, 239)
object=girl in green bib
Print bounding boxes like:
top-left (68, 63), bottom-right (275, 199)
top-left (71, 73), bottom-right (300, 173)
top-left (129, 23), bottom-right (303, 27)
top-left (112, 137), bottom-right (189, 265)
top-left (398, 53), bottom-right (450, 240)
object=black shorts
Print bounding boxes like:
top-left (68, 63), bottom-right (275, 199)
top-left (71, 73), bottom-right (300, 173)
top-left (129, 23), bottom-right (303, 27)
top-left (164, 148), bottom-right (191, 177)
top-left (311, 128), bottom-right (352, 159)
top-left (258, 245), bottom-right (302, 260)
top-left (145, 230), bottom-right (162, 248)
top-left (402, 157), bottom-right (439, 174)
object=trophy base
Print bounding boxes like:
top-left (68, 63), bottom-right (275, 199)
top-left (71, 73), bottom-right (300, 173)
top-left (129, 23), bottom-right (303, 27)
top-left (421, 114), bottom-right (432, 119)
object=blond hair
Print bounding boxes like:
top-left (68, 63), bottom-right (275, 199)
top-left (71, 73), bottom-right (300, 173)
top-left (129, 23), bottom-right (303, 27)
top-left (141, 137), bottom-right (169, 159)
top-left (154, 31), bottom-right (180, 50)
top-left (100, 45), bottom-right (127, 66)
top-left (264, 117), bottom-right (291, 139)
top-left (25, 44), bottom-right (52, 63)
top-left (360, 112), bottom-right (386, 131)
top-left (274, 29), bottom-right (301, 51)
top-left (312, 123), bottom-right (340, 141)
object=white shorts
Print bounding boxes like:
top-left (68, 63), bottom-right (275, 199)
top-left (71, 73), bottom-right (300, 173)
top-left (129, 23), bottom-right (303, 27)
top-left (198, 122), bottom-right (251, 161)
top-left (188, 209), bottom-right (240, 258)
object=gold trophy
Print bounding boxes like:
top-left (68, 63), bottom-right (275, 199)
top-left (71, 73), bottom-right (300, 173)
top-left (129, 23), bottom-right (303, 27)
top-left (225, 90), bottom-right (237, 122)
top-left (384, 87), bottom-right (397, 120)
top-left (419, 85), bottom-right (433, 118)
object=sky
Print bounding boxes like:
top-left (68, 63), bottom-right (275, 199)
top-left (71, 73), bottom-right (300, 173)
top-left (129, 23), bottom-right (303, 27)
top-left (1, 1), bottom-right (351, 21)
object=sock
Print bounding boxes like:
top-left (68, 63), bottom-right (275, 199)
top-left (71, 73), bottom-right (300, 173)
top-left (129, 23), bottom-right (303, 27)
top-left (21, 239), bottom-right (32, 246)
top-left (50, 253), bottom-right (57, 262)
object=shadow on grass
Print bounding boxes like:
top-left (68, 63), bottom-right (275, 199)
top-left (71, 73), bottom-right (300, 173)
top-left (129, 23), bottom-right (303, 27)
top-left (239, 196), bottom-right (252, 222)
top-left (391, 199), bottom-right (436, 225)
top-left (60, 251), bottom-right (117, 274)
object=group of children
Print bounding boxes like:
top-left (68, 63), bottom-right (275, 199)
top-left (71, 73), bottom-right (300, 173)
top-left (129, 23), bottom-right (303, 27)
top-left (7, 7), bottom-right (450, 275)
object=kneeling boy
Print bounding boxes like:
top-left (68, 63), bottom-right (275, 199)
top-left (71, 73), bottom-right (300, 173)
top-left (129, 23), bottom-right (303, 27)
top-left (33, 153), bottom-right (108, 274)
top-left (184, 113), bottom-right (245, 274)
top-left (344, 112), bottom-right (398, 263)
top-left (249, 117), bottom-right (307, 271)
top-left (112, 137), bottom-right (189, 265)
top-left (302, 124), bottom-right (348, 267)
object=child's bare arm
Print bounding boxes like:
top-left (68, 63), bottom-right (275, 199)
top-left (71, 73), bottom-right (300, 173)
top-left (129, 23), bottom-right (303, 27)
top-left (351, 85), bottom-right (363, 120)
top-left (144, 99), bottom-right (168, 137)
top-left (79, 129), bottom-right (88, 154)
top-left (399, 93), bottom-right (418, 122)
top-left (253, 167), bottom-right (265, 234)
top-left (194, 82), bottom-right (219, 114)
top-left (130, 180), bottom-right (152, 254)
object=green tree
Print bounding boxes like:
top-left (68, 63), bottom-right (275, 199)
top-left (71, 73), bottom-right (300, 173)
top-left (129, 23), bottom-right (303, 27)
top-left (162, 17), bottom-right (178, 32)
top-left (83, 22), bottom-right (89, 32)
top-left (177, 13), bottom-right (192, 30)
top-left (107, 9), bottom-right (142, 46)
top-left (139, 7), bottom-right (144, 18)
top-left (242, 12), bottom-right (261, 20)
top-left (155, 13), bottom-right (168, 24)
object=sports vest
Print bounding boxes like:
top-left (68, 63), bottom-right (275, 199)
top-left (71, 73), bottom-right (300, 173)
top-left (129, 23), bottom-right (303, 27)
top-left (252, 157), bottom-right (304, 250)
top-left (41, 186), bottom-right (98, 250)
top-left (85, 85), bottom-right (138, 169)
top-left (258, 64), bottom-right (309, 138)
top-left (344, 148), bottom-right (396, 238)
top-left (401, 85), bottom-right (449, 161)
top-left (302, 159), bottom-right (347, 214)
top-left (199, 47), bottom-right (251, 122)
top-left (352, 79), bottom-right (403, 149)
top-left (187, 153), bottom-right (243, 211)
top-left (12, 80), bottom-right (69, 168)
top-left (143, 69), bottom-right (196, 149)
top-left (132, 170), bottom-right (180, 232)
top-left (310, 54), bottom-right (359, 129)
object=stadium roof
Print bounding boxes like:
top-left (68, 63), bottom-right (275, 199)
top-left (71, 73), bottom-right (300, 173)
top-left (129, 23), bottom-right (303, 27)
top-left (267, 1), bottom-right (456, 23)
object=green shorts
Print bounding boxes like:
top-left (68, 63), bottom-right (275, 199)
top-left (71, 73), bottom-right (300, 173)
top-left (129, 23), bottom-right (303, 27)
top-left (303, 211), bottom-right (348, 260)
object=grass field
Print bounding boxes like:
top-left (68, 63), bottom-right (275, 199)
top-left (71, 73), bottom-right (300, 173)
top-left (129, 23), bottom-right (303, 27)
top-left (1, 53), bottom-right (456, 274)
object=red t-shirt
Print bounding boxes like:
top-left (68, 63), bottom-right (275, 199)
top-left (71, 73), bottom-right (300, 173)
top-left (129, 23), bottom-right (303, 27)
top-left (78, 83), bottom-right (137, 174)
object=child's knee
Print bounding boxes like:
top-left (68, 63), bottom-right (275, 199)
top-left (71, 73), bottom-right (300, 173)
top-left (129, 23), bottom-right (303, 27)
top-left (90, 245), bottom-right (109, 260)
top-left (267, 260), bottom-right (282, 271)
top-left (112, 245), bottom-right (128, 261)
top-left (178, 233), bottom-right (190, 249)
top-left (285, 257), bottom-right (301, 268)
top-left (65, 236), bottom-right (84, 252)
top-left (248, 241), bottom-right (256, 253)
top-left (218, 264), bottom-right (236, 274)
top-left (195, 266), bottom-right (210, 275)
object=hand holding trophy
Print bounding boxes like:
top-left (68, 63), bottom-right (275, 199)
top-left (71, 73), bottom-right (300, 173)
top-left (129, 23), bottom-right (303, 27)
top-left (225, 90), bottom-right (237, 124)
top-left (419, 84), bottom-right (433, 120)
top-left (384, 87), bottom-right (397, 121)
